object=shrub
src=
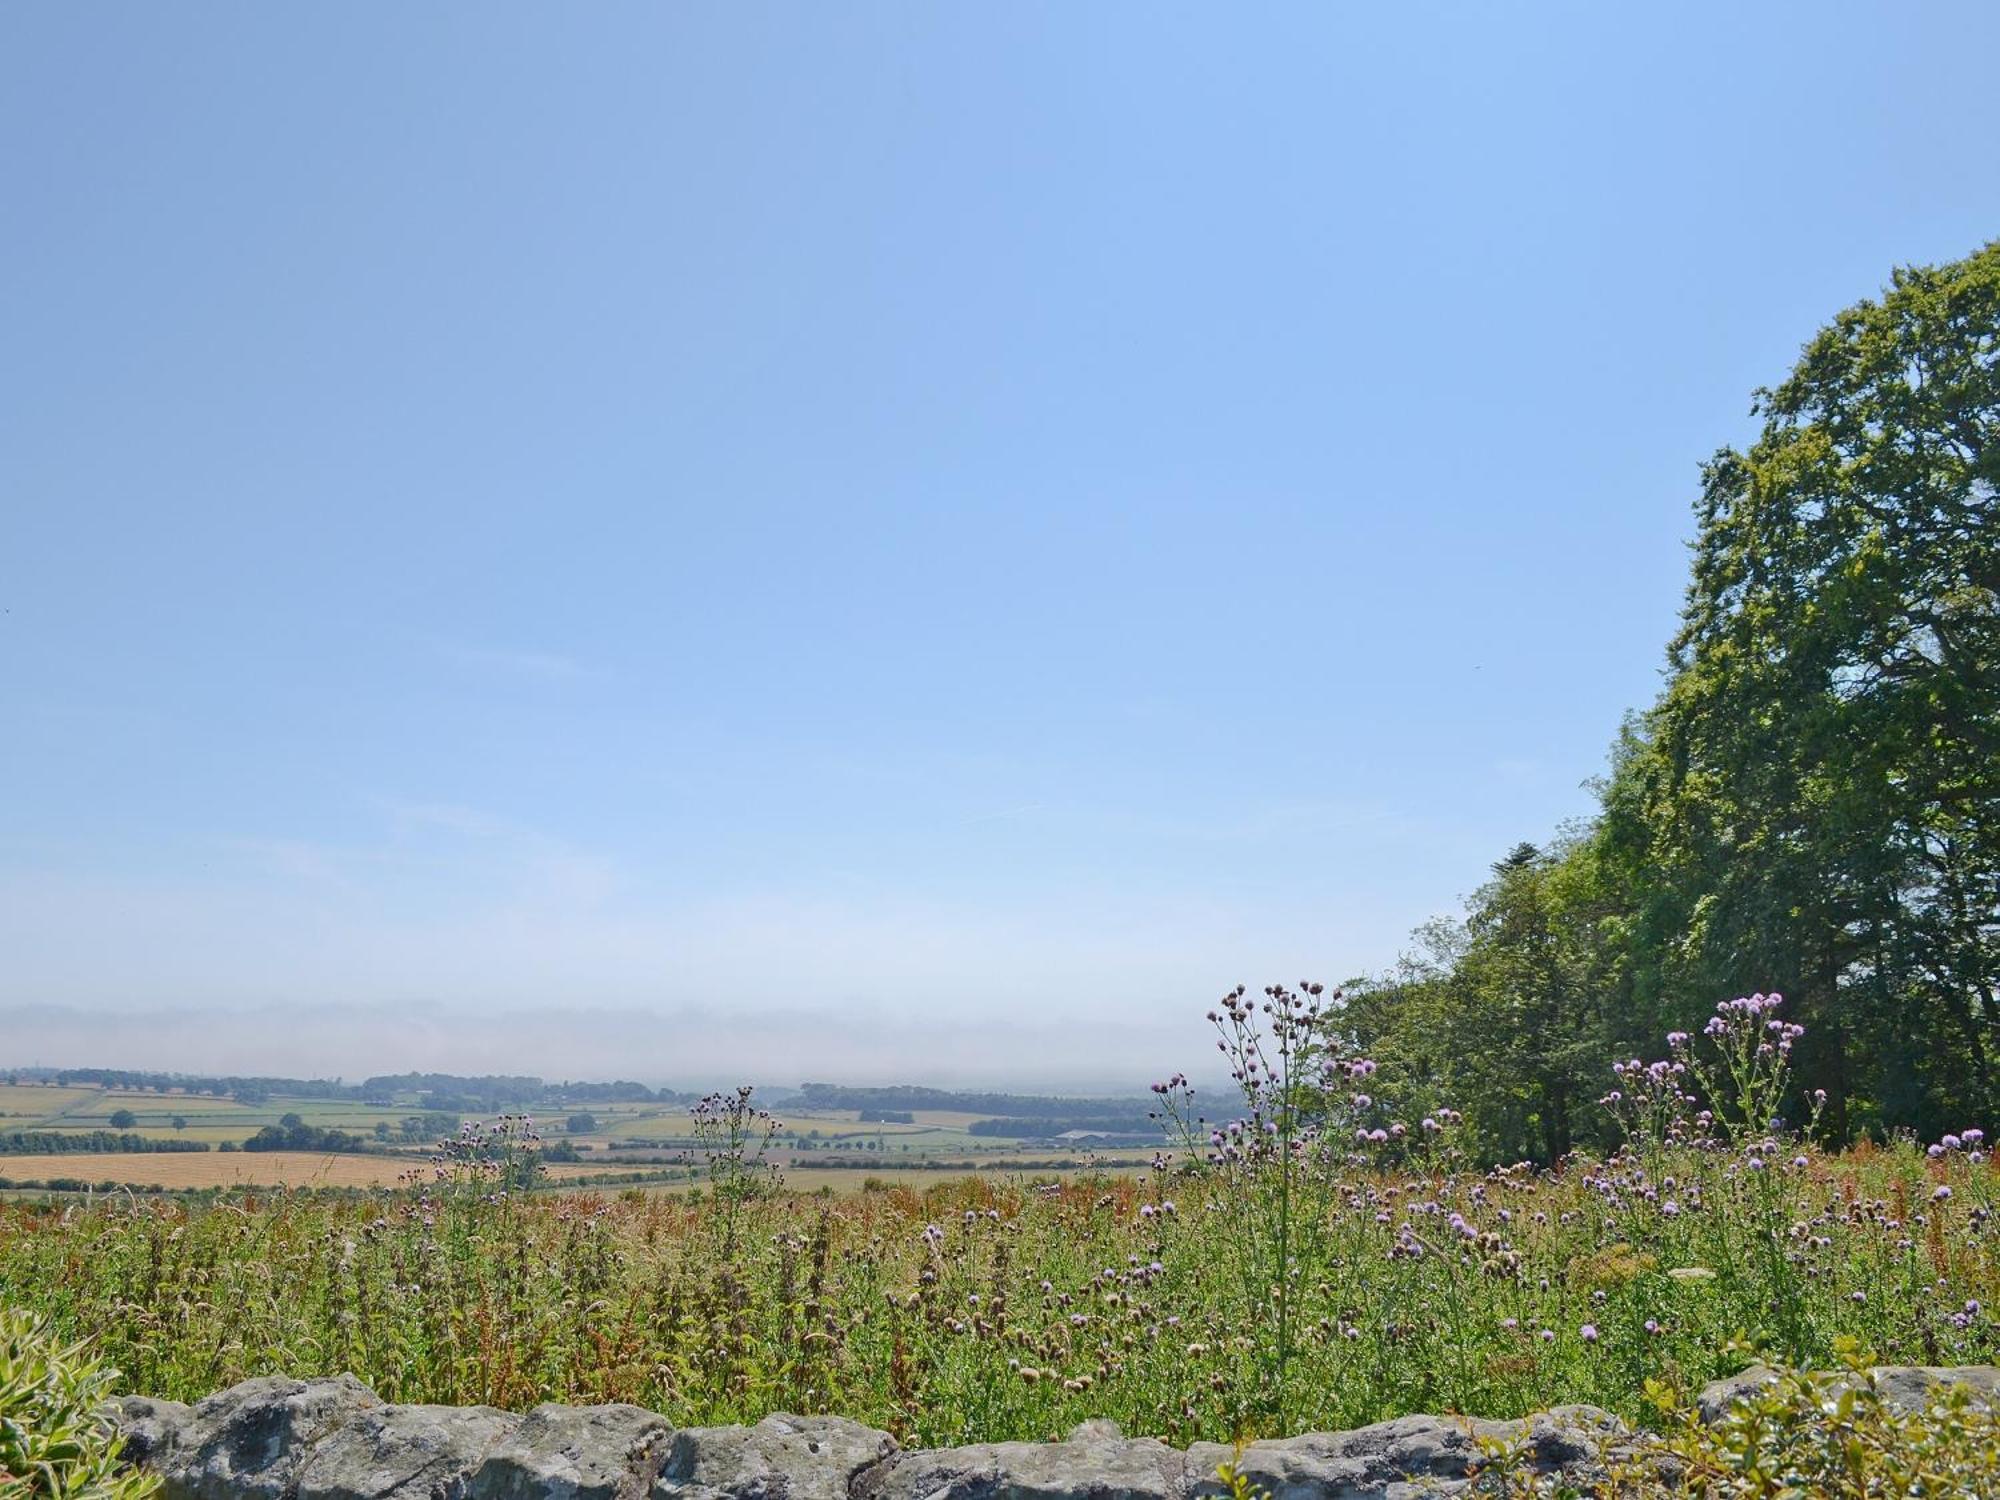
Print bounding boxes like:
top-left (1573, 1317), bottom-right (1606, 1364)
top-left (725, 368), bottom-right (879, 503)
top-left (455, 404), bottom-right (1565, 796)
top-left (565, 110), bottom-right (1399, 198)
top-left (1651, 1345), bottom-right (2000, 1497)
top-left (1478, 1343), bottom-right (2000, 1496)
top-left (242, 1122), bottom-right (368, 1154)
top-left (0, 1307), bottom-right (159, 1500)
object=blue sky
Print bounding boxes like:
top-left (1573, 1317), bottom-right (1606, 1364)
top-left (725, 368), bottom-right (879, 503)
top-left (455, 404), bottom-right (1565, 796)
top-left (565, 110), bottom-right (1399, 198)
top-left (3, 5), bottom-right (1996, 1086)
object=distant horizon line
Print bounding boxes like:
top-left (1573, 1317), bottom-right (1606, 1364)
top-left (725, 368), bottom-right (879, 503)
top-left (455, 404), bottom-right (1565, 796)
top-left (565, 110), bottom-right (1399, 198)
top-left (0, 1061), bottom-right (1228, 1104)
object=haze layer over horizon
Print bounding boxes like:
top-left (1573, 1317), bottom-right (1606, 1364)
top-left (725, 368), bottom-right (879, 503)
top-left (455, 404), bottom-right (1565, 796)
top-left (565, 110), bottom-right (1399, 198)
top-left (5, 5), bottom-right (1998, 1083)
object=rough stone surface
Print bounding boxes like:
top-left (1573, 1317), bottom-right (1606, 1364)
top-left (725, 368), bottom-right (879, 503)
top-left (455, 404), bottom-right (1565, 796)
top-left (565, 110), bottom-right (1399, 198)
top-left (1185, 1405), bottom-right (1626, 1500)
top-left (653, 1414), bottom-right (896, 1500)
top-left (470, 1403), bottom-right (674, 1500)
top-left (114, 1395), bottom-right (194, 1469)
top-left (1696, 1362), bottom-right (2000, 1424)
top-left (105, 1366), bottom-right (2000, 1500)
top-left (149, 1376), bottom-right (385, 1500)
top-left (859, 1429), bottom-right (1181, 1500)
top-left (293, 1403), bottom-right (521, 1500)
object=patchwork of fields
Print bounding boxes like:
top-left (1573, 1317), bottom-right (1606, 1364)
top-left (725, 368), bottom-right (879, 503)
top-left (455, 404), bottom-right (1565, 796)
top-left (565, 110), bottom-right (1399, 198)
top-left (0, 1083), bottom-right (441, 1143)
top-left (0, 1082), bottom-right (1146, 1194)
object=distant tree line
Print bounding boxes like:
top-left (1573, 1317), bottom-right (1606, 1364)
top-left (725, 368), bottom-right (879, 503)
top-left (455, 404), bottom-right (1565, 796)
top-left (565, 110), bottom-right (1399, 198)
top-left (359, 1073), bottom-right (691, 1108)
top-left (0, 1131), bottom-right (209, 1155)
top-left (796, 1083), bottom-right (1159, 1119)
top-left (238, 1113), bottom-right (578, 1159)
top-left (1342, 241), bottom-right (2000, 1159)
top-left (30, 1069), bottom-right (355, 1100)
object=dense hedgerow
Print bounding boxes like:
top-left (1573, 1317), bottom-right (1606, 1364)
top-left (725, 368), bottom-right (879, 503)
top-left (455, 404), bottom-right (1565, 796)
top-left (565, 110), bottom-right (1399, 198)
top-left (0, 1133), bottom-right (209, 1156)
top-left (0, 989), bottom-right (1993, 1449)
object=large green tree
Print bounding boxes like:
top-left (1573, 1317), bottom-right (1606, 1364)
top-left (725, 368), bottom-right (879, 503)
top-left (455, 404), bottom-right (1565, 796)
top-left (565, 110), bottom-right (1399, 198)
top-left (1621, 240), bottom-right (1999, 1136)
top-left (1360, 242), bottom-right (1998, 1152)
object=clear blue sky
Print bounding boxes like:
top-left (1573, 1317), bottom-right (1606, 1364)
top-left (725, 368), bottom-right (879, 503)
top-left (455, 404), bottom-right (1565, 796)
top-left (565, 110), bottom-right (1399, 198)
top-left (3, 5), bottom-right (1996, 1086)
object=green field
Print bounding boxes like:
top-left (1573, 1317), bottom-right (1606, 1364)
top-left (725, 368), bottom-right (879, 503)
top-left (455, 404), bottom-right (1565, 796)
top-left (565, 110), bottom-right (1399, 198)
top-left (0, 1082), bottom-right (691, 1149)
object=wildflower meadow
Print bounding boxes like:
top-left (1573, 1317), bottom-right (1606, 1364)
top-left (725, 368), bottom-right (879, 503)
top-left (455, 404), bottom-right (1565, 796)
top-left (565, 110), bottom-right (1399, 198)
top-left (0, 988), bottom-right (1991, 1450)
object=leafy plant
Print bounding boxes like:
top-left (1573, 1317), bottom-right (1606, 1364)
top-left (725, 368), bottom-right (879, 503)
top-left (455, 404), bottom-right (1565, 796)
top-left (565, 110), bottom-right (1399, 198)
top-left (0, 1308), bottom-right (158, 1500)
top-left (1647, 1341), bottom-right (2000, 1497)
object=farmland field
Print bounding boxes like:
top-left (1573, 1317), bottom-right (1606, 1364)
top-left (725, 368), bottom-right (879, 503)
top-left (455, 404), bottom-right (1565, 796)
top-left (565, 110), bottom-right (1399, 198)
top-left (0, 1150), bottom-right (422, 1189)
top-left (0, 1081), bottom-right (437, 1143)
top-left (0, 1149), bottom-right (1131, 1194)
top-left (627, 1162), bottom-right (1127, 1196)
top-left (0, 1083), bottom-right (1063, 1158)
top-left (0, 1084), bottom-right (102, 1118)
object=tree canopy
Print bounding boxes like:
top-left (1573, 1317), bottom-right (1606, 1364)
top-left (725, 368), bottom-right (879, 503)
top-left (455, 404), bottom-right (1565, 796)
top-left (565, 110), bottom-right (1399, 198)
top-left (1356, 240), bottom-right (1998, 1155)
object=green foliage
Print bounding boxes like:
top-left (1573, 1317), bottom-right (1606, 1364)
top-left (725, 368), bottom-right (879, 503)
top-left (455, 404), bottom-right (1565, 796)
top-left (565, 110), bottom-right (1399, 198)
top-left (1628, 238), bottom-right (2000, 1140)
top-left (1343, 832), bottom-right (1629, 1165)
top-left (0, 1308), bottom-right (158, 1500)
top-left (0, 1135), bottom-right (207, 1157)
top-left (1355, 240), bottom-right (2000, 1151)
top-left (1632, 1343), bottom-right (2000, 1497)
top-left (1209, 1450), bottom-right (1270, 1500)
top-left (1473, 1352), bottom-right (2000, 1496)
top-left (242, 1122), bottom-right (370, 1153)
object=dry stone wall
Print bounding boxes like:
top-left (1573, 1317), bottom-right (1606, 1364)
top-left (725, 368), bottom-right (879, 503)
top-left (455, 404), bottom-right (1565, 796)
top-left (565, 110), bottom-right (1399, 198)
top-left (114, 1366), bottom-right (1999, 1500)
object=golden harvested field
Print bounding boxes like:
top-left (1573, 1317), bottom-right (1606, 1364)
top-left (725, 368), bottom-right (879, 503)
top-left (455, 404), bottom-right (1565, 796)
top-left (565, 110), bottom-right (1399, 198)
top-left (0, 1150), bottom-right (1128, 1196)
top-left (540, 1162), bottom-right (663, 1182)
top-left (0, 1152), bottom-right (422, 1189)
top-left (0, 1153), bottom-right (683, 1191)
